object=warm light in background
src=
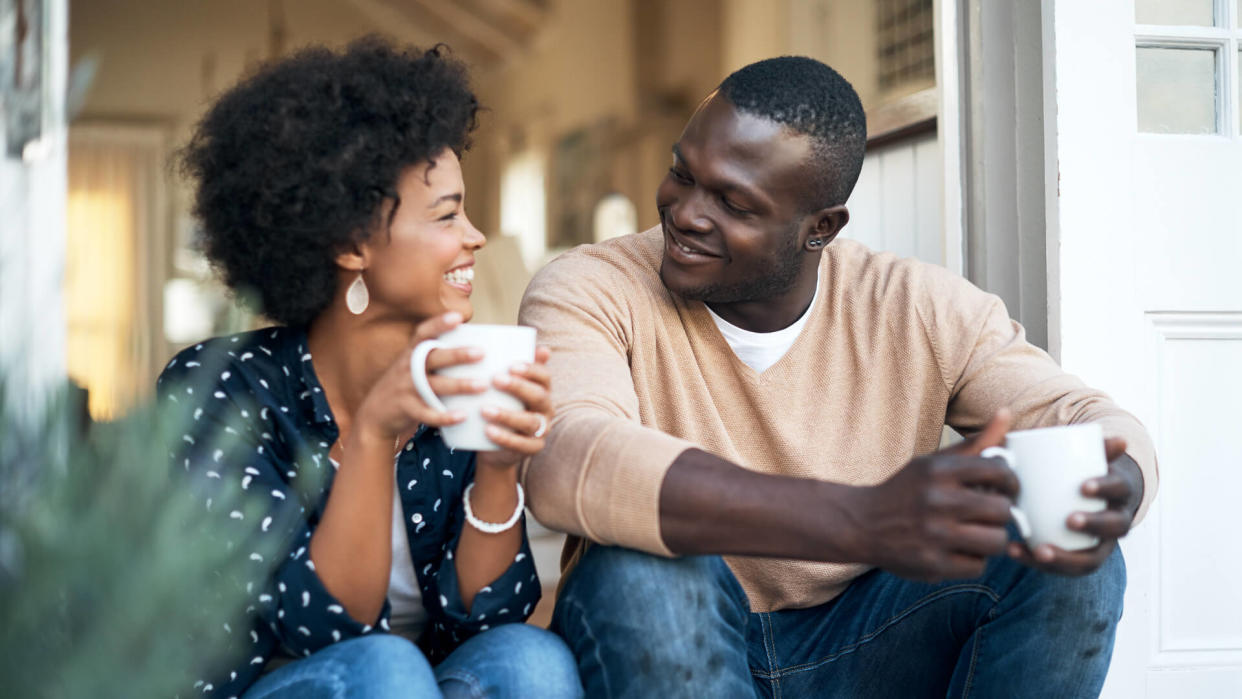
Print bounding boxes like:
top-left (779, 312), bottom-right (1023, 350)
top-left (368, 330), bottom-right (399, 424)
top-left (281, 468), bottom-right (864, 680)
top-left (499, 150), bottom-right (547, 270)
top-left (65, 186), bottom-right (136, 420)
top-left (64, 127), bottom-right (166, 421)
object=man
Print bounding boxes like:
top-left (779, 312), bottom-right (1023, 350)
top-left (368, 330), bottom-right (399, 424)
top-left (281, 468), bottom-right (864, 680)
top-left (519, 56), bottom-right (1155, 698)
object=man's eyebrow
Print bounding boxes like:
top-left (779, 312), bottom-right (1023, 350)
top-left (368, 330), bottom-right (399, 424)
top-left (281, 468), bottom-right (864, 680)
top-left (669, 142), bottom-right (759, 201)
top-left (428, 193), bottom-right (463, 208)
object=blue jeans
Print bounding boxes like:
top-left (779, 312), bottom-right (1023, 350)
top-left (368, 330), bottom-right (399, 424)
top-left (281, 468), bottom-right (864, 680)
top-left (243, 623), bottom-right (583, 698)
top-left (552, 544), bottom-right (1126, 698)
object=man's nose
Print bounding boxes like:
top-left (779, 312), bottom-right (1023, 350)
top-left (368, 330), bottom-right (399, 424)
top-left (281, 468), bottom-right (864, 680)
top-left (666, 189), bottom-right (711, 234)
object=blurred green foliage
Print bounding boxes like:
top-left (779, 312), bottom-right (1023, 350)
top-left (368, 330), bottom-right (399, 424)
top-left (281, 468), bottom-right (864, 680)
top-left (0, 380), bottom-right (279, 698)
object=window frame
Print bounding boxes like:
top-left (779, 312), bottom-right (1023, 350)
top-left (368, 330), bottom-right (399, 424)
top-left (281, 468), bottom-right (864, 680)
top-left (1135, 0), bottom-right (1241, 137)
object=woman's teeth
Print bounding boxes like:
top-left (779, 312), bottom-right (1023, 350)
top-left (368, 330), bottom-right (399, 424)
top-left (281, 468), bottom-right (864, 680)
top-left (444, 267), bottom-right (474, 285)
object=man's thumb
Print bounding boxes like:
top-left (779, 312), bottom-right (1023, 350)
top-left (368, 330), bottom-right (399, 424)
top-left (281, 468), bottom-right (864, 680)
top-left (966, 408), bottom-right (1011, 454)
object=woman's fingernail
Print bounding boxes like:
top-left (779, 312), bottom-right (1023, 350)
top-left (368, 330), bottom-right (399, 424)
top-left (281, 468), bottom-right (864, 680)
top-left (494, 374), bottom-right (512, 387)
top-left (480, 406), bottom-right (498, 418)
top-left (450, 411), bottom-right (467, 422)
top-left (511, 362), bottom-right (530, 374)
top-left (1084, 480), bottom-right (1099, 495)
top-left (470, 379), bottom-right (489, 391)
top-left (1068, 513), bottom-right (1086, 529)
top-left (466, 347), bottom-right (485, 360)
top-left (1036, 545), bottom-right (1055, 562)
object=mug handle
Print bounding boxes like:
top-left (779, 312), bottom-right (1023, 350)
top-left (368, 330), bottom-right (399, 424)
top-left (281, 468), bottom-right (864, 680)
top-left (980, 446), bottom-right (1032, 540)
top-left (409, 339), bottom-right (449, 412)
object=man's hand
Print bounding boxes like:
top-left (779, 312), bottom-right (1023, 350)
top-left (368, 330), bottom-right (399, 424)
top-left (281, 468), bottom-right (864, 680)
top-left (848, 410), bottom-right (1019, 582)
top-left (1006, 438), bottom-right (1141, 576)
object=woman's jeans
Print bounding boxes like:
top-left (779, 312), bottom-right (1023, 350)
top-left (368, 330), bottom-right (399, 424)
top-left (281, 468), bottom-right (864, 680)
top-left (243, 623), bottom-right (582, 698)
top-left (552, 543), bottom-right (1126, 698)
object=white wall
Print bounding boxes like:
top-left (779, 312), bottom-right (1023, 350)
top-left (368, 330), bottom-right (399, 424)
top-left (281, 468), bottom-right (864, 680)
top-left (1, 0), bottom-right (68, 420)
top-left (844, 131), bottom-right (944, 265)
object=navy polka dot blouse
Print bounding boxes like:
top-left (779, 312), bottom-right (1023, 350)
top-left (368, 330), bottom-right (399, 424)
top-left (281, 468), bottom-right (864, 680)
top-left (157, 327), bottom-right (541, 697)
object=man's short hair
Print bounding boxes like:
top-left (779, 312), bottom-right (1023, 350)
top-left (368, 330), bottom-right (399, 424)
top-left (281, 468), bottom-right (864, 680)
top-left (718, 56), bottom-right (867, 210)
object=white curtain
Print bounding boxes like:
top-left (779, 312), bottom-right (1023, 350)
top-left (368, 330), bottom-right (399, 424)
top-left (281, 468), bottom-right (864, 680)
top-left (65, 124), bottom-right (166, 420)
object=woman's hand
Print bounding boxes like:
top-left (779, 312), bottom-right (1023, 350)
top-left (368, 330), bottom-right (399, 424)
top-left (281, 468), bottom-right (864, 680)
top-left (352, 312), bottom-right (484, 446)
top-left (476, 345), bottom-right (554, 470)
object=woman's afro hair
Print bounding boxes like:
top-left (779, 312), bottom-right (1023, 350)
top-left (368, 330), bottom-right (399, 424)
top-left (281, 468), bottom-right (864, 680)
top-left (179, 36), bottom-right (479, 327)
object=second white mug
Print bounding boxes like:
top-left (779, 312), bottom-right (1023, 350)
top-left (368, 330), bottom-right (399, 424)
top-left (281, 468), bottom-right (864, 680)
top-left (982, 423), bottom-right (1109, 551)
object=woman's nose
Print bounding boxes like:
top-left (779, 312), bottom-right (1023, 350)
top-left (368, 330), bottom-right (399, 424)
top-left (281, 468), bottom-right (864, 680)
top-left (463, 215), bottom-right (486, 249)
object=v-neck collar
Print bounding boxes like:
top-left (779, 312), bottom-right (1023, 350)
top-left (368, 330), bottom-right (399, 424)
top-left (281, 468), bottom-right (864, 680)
top-left (682, 259), bottom-right (827, 381)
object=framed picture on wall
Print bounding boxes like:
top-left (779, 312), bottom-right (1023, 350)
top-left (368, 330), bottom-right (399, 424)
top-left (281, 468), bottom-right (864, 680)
top-left (1, 0), bottom-right (45, 158)
top-left (548, 118), bottom-right (618, 250)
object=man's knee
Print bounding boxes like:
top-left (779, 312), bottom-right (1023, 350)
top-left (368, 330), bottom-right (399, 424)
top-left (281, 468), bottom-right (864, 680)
top-left (551, 547), bottom-right (754, 696)
top-left (1071, 544), bottom-right (1126, 625)
top-left (552, 546), bottom-right (746, 646)
top-left (1051, 545), bottom-right (1125, 613)
top-left (557, 546), bottom-right (737, 619)
top-left (1011, 544), bottom-right (1127, 642)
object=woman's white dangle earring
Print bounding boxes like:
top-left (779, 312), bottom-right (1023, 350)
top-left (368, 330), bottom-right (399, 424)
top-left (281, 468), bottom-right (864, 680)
top-left (346, 273), bottom-right (370, 315)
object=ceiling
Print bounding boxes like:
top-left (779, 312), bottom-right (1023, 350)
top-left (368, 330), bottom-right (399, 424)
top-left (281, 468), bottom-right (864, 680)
top-left (70, 0), bottom-right (554, 122)
top-left (344, 0), bottom-right (550, 68)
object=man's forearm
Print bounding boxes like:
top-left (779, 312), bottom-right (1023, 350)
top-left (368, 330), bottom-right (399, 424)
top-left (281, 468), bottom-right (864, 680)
top-left (659, 448), bottom-right (866, 561)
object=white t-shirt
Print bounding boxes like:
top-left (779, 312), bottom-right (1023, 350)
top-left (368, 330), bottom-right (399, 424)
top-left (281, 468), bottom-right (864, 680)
top-left (386, 486), bottom-right (427, 640)
top-left (705, 280), bottom-right (820, 373)
top-left (327, 456), bottom-right (426, 640)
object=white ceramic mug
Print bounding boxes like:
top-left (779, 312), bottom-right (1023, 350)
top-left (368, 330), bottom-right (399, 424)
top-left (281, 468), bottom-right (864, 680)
top-left (409, 324), bottom-right (537, 452)
top-left (981, 423), bottom-right (1109, 551)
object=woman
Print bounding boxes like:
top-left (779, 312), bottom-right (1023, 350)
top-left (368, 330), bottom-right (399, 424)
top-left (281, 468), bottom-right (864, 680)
top-left (159, 38), bottom-right (580, 698)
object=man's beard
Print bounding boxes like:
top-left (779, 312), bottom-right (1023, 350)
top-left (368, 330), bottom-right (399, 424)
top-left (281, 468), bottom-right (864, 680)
top-left (675, 232), bottom-right (804, 305)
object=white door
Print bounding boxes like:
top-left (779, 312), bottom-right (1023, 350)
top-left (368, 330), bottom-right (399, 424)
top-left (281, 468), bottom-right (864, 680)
top-left (1045, 1), bottom-right (1242, 695)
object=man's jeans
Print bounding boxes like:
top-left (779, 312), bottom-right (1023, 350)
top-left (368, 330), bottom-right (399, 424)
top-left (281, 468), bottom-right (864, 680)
top-left (551, 543), bottom-right (1125, 698)
top-left (243, 623), bottom-right (583, 698)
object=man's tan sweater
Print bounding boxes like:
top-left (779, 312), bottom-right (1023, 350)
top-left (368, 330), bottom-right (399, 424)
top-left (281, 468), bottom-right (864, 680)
top-left (518, 227), bottom-right (1157, 612)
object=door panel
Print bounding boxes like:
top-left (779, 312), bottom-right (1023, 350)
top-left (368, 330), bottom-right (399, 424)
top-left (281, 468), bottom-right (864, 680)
top-left (1136, 144), bottom-right (1242, 310)
top-left (1149, 315), bottom-right (1242, 654)
top-left (1047, 1), bottom-right (1242, 696)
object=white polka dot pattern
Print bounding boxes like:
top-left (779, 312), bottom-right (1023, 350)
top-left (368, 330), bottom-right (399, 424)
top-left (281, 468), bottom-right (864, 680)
top-left (157, 327), bottom-right (541, 697)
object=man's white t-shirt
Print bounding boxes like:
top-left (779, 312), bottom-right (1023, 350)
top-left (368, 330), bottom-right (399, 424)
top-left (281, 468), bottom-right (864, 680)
top-left (705, 280), bottom-right (821, 373)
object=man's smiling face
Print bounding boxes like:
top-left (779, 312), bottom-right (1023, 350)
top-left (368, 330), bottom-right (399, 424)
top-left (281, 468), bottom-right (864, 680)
top-left (656, 92), bottom-right (820, 306)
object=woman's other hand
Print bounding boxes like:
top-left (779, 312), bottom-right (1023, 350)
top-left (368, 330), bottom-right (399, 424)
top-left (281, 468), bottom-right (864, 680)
top-left (476, 345), bottom-right (554, 470)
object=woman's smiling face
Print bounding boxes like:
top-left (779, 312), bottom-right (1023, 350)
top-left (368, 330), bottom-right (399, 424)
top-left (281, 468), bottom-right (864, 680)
top-left (359, 148), bottom-right (486, 323)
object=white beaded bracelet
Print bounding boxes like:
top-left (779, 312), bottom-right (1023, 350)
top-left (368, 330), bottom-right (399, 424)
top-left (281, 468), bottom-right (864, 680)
top-left (462, 482), bottom-right (525, 534)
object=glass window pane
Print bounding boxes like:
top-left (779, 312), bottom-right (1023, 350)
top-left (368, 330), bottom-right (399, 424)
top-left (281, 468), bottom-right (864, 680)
top-left (1135, 0), bottom-right (1216, 25)
top-left (1136, 47), bottom-right (1218, 134)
